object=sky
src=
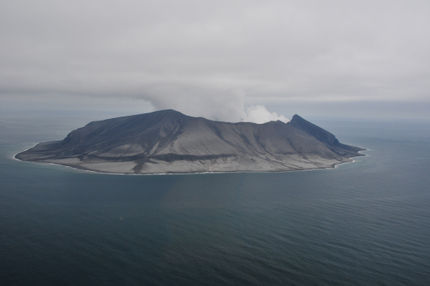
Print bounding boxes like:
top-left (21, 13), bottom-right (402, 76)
top-left (1, 0), bottom-right (429, 123)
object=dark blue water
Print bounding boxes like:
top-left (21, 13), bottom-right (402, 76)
top-left (1, 118), bottom-right (430, 285)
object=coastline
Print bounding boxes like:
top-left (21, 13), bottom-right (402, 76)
top-left (11, 110), bottom-right (366, 176)
top-left (12, 147), bottom-right (367, 176)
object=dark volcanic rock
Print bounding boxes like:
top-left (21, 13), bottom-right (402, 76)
top-left (16, 109), bottom-right (364, 174)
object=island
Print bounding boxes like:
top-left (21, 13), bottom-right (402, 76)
top-left (15, 109), bottom-right (364, 174)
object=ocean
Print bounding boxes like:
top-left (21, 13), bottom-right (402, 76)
top-left (1, 117), bottom-right (430, 285)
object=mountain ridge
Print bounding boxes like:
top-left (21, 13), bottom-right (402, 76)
top-left (16, 109), bottom-right (364, 174)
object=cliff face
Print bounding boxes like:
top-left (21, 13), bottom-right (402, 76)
top-left (16, 110), bottom-right (364, 174)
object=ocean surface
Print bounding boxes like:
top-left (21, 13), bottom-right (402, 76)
top-left (1, 117), bottom-right (430, 285)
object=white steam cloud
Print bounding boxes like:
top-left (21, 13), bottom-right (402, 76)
top-left (139, 86), bottom-right (288, 123)
top-left (243, 105), bottom-right (289, 123)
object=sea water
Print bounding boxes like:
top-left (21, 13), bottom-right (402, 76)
top-left (1, 117), bottom-right (430, 285)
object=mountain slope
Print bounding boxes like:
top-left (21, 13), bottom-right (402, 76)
top-left (16, 109), bottom-right (364, 174)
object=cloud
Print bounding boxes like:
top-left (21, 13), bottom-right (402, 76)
top-left (1, 0), bottom-right (430, 120)
top-left (244, 105), bottom-right (289, 123)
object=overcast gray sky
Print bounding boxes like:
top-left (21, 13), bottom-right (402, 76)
top-left (1, 0), bottom-right (429, 122)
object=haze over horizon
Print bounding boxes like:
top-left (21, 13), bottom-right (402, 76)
top-left (1, 0), bottom-right (430, 122)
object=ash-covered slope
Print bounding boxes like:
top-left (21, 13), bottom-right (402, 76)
top-left (16, 109), bottom-right (363, 174)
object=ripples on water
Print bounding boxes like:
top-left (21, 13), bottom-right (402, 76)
top-left (1, 120), bottom-right (430, 285)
